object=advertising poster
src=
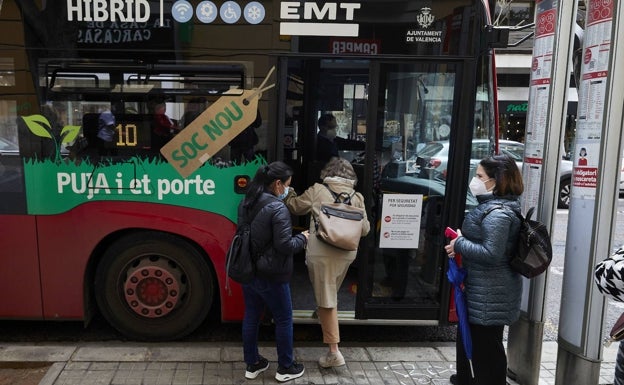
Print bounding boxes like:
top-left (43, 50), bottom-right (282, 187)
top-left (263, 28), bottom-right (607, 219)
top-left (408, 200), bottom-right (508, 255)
top-left (523, 0), bottom-right (557, 209)
top-left (571, 0), bottom-right (613, 200)
top-left (379, 194), bottom-right (422, 248)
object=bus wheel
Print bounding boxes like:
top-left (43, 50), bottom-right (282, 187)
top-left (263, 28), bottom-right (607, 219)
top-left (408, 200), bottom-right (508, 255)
top-left (94, 231), bottom-right (213, 341)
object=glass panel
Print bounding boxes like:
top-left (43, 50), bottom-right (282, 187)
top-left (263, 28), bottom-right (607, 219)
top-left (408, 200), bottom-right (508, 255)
top-left (0, 100), bottom-right (22, 193)
top-left (29, 61), bottom-right (257, 165)
top-left (0, 58), bottom-right (15, 87)
top-left (0, 99), bottom-right (26, 214)
top-left (374, 63), bottom-right (456, 304)
top-left (467, 59), bottom-right (498, 192)
top-left (320, 60), bottom-right (368, 163)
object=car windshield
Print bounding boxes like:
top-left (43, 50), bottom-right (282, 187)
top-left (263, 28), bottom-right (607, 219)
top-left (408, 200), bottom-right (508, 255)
top-left (0, 138), bottom-right (18, 153)
top-left (416, 142), bottom-right (445, 157)
top-left (499, 142), bottom-right (524, 162)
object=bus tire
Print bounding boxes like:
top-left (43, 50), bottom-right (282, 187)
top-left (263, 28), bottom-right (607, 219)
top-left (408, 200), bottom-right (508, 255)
top-left (94, 231), bottom-right (213, 341)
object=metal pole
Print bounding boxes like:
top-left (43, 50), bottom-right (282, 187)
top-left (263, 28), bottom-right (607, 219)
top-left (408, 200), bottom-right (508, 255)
top-left (555, 0), bottom-right (624, 383)
top-left (507, 1), bottom-right (577, 383)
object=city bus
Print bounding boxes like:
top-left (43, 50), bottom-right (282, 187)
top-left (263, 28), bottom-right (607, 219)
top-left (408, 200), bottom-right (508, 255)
top-left (0, 0), bottom-right (507, 340)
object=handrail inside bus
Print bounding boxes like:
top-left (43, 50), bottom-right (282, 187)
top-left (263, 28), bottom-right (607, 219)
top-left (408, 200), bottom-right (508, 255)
top-left (42, 59), bottom-right (248, 97)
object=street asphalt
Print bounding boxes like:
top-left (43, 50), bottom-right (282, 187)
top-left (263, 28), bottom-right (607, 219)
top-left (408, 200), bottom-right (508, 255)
top-left (0, 340), bottom-right (619, 385)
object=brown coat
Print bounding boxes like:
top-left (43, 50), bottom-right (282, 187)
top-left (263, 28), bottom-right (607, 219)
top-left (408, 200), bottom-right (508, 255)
top-left (285, 177), bottom-right (370, 307)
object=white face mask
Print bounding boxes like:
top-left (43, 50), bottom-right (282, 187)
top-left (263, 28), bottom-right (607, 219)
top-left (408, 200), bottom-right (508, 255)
top-left (469, 176), bottom-right (492, 196)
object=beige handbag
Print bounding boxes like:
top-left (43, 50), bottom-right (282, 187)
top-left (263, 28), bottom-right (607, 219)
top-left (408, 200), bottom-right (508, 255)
top-left (315, 185), bottom-right (365, 251)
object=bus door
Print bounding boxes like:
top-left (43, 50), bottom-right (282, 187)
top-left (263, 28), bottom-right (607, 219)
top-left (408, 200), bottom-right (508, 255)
top-left (284, 57), bottom-right (480, 323)
top-left (283, 58), bottom-right (370, 320)
top-left (359, 61), bottom-right (466, 322)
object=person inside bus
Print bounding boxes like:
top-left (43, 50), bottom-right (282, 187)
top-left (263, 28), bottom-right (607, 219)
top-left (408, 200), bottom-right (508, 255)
top-left (239, 161), bottom-right (309, 382)
top-left (96, 110), bottom-right (117, 156)
top-left (444, 154), bottom-right (523, 385)
top-left (180, 97), bottom-right (207, 128)
top-left (284, 157), bottom-right (370, 369)
top-left (230, 109), bottom-right (261, 163)
top-left (151, 101), bottom-right (179, 151)
top-left (315, 114), bottom-right (339, 164)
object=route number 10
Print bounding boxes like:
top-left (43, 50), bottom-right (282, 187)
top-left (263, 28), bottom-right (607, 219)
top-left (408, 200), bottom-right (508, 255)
top-left (115, 123), bottom-right (138, 147)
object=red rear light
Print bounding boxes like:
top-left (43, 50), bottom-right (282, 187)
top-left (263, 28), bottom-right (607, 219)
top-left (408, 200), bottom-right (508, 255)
top-left (429, 158), bottom-right (442, 168)
top-left (234, 175), bottom-right (250, 194)
top-left (237, 177), bottom-right (248, 189)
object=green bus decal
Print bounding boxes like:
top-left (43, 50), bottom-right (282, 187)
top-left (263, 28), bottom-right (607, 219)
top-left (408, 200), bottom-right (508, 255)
top-left (20, 113), bottom-right (262, 218)
top-left (24, 156), bottom-right (262, 218)
top-left (21, 114), bottom-right (81, 163)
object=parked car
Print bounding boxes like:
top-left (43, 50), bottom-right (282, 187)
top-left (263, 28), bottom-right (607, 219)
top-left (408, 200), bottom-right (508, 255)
top-left (0, 137), bottom-right (18, 155)
top-left (414, 139), bottom-right (574, 209)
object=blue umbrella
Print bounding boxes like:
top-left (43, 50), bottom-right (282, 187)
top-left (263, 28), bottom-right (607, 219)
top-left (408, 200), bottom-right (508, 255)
top-left (447, 258), bottom-right (474, 377)
top-left (445, 228), bottom-right (475, 378)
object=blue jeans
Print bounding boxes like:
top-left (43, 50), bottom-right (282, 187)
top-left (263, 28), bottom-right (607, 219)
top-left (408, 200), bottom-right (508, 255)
top-left (242, 277), bottom-right (294, 368)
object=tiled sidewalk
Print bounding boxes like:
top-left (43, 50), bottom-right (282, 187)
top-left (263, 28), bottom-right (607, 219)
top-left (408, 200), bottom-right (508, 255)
top-left (0, 341), bottom-right (618, 385)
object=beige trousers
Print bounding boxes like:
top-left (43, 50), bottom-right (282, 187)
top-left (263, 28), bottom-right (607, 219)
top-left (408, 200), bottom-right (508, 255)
top-left (317, 306), bottom-right (340, 344)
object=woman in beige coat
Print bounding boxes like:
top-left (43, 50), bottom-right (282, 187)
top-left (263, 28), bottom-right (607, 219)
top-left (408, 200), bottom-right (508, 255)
top-left (285, 157), bottom-right (370, 368)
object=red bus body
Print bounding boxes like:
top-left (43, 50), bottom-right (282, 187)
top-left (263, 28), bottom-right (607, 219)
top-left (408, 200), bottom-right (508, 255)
top-left (0, 0), bottom-right (504, 340)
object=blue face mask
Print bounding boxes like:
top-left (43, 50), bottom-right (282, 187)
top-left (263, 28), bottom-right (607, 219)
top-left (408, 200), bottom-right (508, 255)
top-left (277, 186), bottom-right (290, 200)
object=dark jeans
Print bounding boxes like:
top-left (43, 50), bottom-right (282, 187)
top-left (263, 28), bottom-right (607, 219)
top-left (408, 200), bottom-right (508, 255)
top-left (242, 277), bottom-right (294, 368)
top-left (456, 323), bottom-right (506, 385)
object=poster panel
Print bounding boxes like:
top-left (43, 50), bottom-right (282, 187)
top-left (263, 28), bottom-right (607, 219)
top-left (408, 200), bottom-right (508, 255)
top-left (379, 194), bottom-right (423, 249)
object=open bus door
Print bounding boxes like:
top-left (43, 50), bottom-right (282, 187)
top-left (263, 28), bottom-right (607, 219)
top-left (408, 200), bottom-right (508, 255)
top-left (282, 56), bottom-right (489, 325)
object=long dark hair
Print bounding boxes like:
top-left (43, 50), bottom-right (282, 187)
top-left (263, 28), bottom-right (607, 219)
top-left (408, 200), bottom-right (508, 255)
top-left (480, 154), bottom-right (524, 196)
top-left (243, 161), bottom-right (293, 209)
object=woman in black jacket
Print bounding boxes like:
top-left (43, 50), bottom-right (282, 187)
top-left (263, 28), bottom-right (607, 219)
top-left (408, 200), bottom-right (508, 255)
top-left (239, 161), bottom-right (309, 382)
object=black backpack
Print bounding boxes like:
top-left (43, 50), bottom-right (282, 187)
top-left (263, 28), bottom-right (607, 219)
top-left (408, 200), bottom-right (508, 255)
top-left (225, 199), bottom-right (267, 293)
top-left (482, 205), bottom-right (552, 278)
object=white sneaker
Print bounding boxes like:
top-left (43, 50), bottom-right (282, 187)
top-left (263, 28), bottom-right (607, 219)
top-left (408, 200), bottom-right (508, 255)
top-left (275, 361), bottom-right (304, 382)
top-left (245, 356), bottom-right (269, 379)
top-left (318, 351), bottom-right (345, 368)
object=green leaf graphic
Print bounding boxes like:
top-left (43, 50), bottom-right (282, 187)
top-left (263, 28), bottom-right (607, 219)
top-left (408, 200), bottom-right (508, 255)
top-left (21, 115), bottom-right (53, 139)
top-left (60, 125), bottom-right (81, 143)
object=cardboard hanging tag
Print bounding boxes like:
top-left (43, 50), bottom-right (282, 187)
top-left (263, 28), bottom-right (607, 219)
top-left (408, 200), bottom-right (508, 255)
top-left (160, 89), bottom-right (260, 178)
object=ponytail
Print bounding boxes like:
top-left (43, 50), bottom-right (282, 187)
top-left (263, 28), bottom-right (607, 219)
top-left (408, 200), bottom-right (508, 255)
top-left (243, 161), bottom-right (293, 209)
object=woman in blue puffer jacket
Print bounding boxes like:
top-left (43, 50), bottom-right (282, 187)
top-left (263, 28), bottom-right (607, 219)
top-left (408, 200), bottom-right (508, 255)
top-left (444, 154), bottom-right (524, 385)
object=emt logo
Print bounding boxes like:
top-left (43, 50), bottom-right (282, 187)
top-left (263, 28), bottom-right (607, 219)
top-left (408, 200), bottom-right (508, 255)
top-left (280, 2), bottom-right (362, 37)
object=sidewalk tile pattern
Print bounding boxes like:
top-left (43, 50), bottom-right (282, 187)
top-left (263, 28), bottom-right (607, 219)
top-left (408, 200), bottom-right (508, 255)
top-left (0, 342), bottom-right (619, 385)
